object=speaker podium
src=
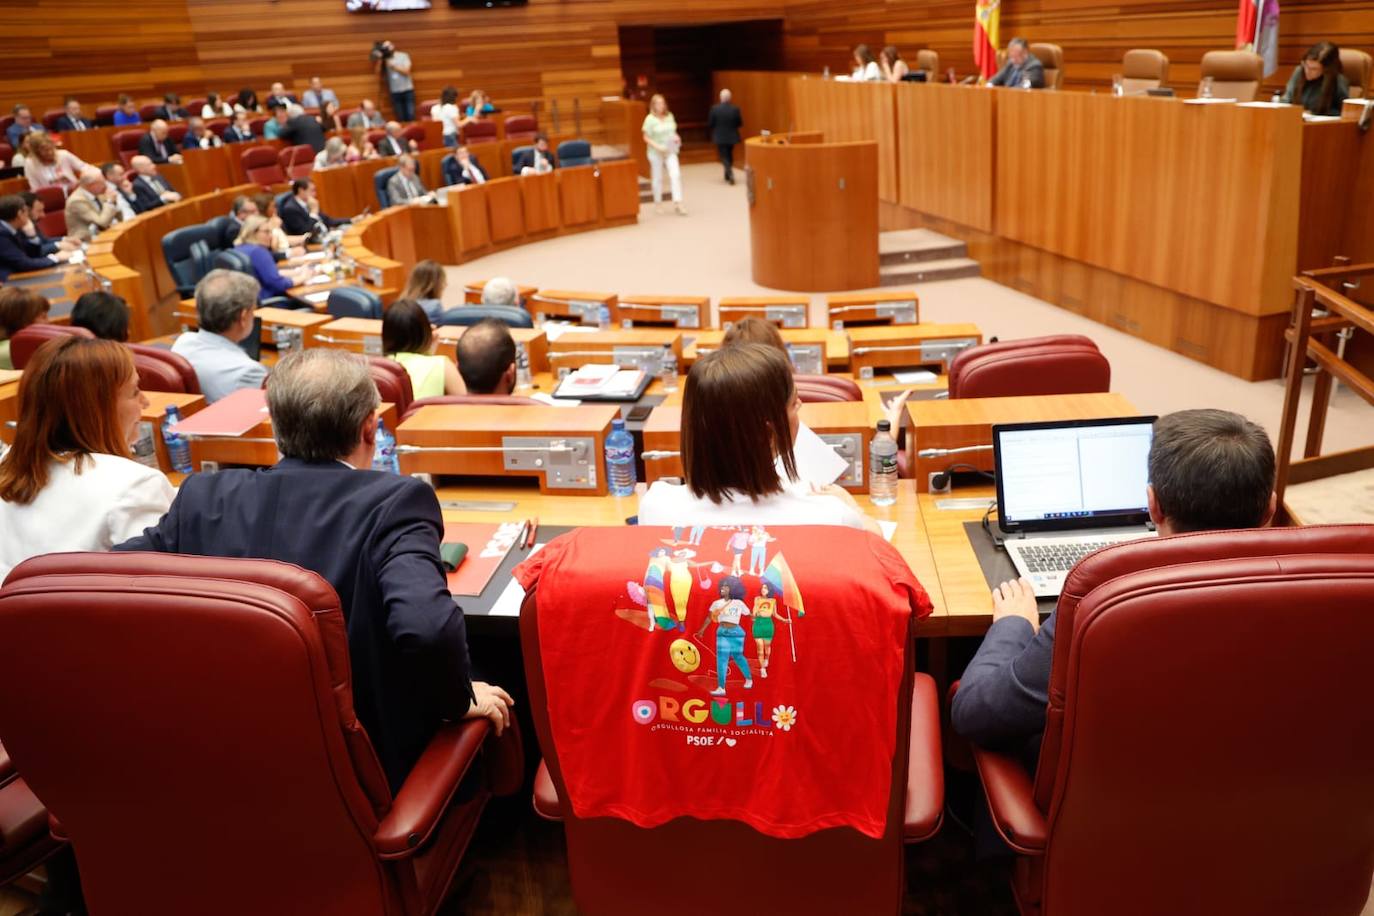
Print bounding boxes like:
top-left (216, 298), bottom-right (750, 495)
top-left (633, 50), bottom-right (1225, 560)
top-left (746, 132), bottom-right (879, 292)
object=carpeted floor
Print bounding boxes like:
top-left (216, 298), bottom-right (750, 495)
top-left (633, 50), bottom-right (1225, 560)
top-left (438, 161), bottom-right (1374, 459)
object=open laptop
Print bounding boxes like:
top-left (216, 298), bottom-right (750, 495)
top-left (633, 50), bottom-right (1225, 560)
top-left (993, 416), bottom-right (1158, 597)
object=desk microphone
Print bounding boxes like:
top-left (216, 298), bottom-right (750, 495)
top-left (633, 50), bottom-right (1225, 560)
top-left (917, 444), bottom-right (993, 459)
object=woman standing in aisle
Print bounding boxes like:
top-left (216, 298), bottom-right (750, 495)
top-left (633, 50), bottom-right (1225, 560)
top-left (641, 93), bottom-right (685, 216)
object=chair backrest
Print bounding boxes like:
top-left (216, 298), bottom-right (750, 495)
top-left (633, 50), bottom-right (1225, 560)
top-left (795, 373), bottom-right (862, 402)
top-left (416, 99), bottom-right (438, 120)
top-left (373, 166), bottom-right (399, 208)
top-left (240, 145), bottom-right (286, 186)
top-left (278, 144), bottom-right (315, 179)
top-left (435, 304), bottom-right (533, 329)
top-left (128, 343), bottom-right (201, 394)
top-left (205, 214), bottom-right (238, 251)
top-left (556, 139), bottom-right (592, 167)
top-left (248, 115), bottom-right (270, 136)
top-left (161, 224), bottom-right (220, 298)
top-left (1199, 50), bottom-right (1263, 101)
top-left (1030, 43), bottom-right (1064, 89)
top-left (33, 185), bottom-right (66, 213)
top-left (185, 97), bottom-right (208, 116)
top-left (41, 108), bottom-right (66, 131)
top-left (9, 324), bottom-right (94, 370)
top-left (947, 334), bottom-right (1110, 399)
top-left (1122, 49), bottom-right (1169, 94)
top-left (207, 118), bottom-right (231, 138)
top-left (459, 120), bottom-right (498, 145)
top-left (94, 105), bottom-right (117, 126)
top-left (0, 143), bottom-right (12, 168)
top-left (1030, 526), bottom-right (1374, 915)
top-left (326, 286), bottom-right (382, 320)
top-left (112, 129), bottom-right (143, 154)
top-left (914, 49), bottom-right (939, 75)
top-left (0, 554), bottom-right (400, 915)
top-left (37, 208), bottom-right (66, 239)
top-left (367, 356), bottom-right (413, 417)
top-left (400, 124), bottom-right (426, 148)
top-left (510, 144), bottom-right (534, 173)
top-left (336, 107), bottom-right (360, 127)
top-left (403, 393), bottom-right (540, 421)
top-left (518, 527), bottom-right (921, 916)
top-left (166, 123), bottom-right (189, 145)
top-left (1341, 48), bottom-right (1373, 99)
top-left (138, 102), bottom-right (161, 122)
top-left (213, 247), bottom-right (254, 276)
top-left (366, 128), bottom-right (387, 147)
top-left (0, 755), bottom-right (64, 885)
top-left (503, 114), bottom-right (537, 141)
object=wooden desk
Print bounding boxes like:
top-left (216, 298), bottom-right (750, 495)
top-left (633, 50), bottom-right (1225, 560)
top-left (613, 295), bottom-right (709, 330)
top-left (548, 328), bottom-right (684, 373)
top-left (0, 371), bottom-right (20, 445)
top-left (907, 392), bottom-right (1139, 492)
top-left (598, 159), bottom-right (641, 225)
top-left (716, 295), bottom-right (810, 329)
top-left (846, 323), bottom-right (983, 377)
top-left (528, 290), bottom-right (617, 324)
top-left (5, 264), bottom-right (101, 321)
top-left (435, 326), bottom-right (549, 375)
top-left (685, 327), bottom-right (848, 372)
top-left (311, 318), bottom-right (550, 375)
top-left (462, 281), bottom-right (540, 306)
top-left (895, 82), bottom-right (995, 233)
top-left (143, 392), bottom-right (205, 473)
top-left (556, 165), bottom-right (599, 228)
top-left (915, 484), bottom-right (1001, 637)
top-left (187, 403), bottom-right (397, 471)
top-left (826, 290), bottom-right (920, 329)
top-left (174, 303), bottom-right (334, 348)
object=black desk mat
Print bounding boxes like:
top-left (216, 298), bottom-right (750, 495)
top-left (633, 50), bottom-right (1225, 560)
top-left (459, 524), bottom-right (575, 620)
top-left (961, 521), bottom-right (1060, 612)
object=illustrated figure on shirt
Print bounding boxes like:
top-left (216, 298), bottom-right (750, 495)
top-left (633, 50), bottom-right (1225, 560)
top-left (672, 524), bottom-right (708, 546)
top-left (762, 551), bottom-right (807, 665)
top-left (665, 548), bottom-right (695, 633)
top-left (726, 528), bottom-right (750, 576)
top-left (746, 525), bottom-right (775, 576)
top-left (642, 548), bottom-right (672, 631)
top-left (752, 580), bottom-right (779, 678)
top-left (696, 575), bottom-right (752, 696)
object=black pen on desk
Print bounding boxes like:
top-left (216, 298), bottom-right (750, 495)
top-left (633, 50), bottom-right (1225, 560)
top-left (516, 518), bottom-right (529, 548)
top-left (525, 517), bottom-right (539, 549)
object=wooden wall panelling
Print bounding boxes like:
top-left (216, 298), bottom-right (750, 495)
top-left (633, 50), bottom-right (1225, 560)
top-left (782, 1), bottom-right (1374, 97)
top-left (1299, 121), bottom-right (1374, 270)
top-left (711, 70), bottom-right (805, 165)
top-left (789, 77), bottom-right (899, 201)
top-left (895, 81), bottom-right (995, 233)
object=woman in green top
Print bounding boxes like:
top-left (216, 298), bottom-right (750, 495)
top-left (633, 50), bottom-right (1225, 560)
top-left (641, 93), bottom-right (686, 215)
top-left (1282, 41), bottom-right (1349, 117)
top-left (381, 299), bottom-right (464, 399)
top-left (0, 287), bottom-right (51, 371)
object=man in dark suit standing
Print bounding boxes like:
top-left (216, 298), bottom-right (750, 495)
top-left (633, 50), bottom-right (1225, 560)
top-left (116, 347), bottom-right (515, 791)
top-left (138, 120), bottom-right (184, 165)
top-left (279, 178), bottom-right (346, 240)
top-left (988, 38), bottom-right (1046, 89)
top-left (707, 88), bottom-right (744, 185)
top-left (279, 105), bottom-right (327, 153)
top-left (950, 410), bottom-right (1277, 763)
top-left (53, 97), bottom-right (94, 132)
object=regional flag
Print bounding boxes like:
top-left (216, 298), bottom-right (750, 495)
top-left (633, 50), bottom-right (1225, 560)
top-left (975, 0), bottom-right (1001, 80)
top-left (1236, 0), bottom-right (1280, 77)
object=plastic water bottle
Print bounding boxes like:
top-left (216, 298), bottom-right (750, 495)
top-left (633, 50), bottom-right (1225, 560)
top-left (605, 418), bottom-right (637, 497)
top-left (870, 419), bottom-right (898, 506)
top-left (597, 302), bottom-right (612, 331)
top-left (131, 421), bottom-right (160, 469)
top-left (372, 418), bottom-right (400, 474)
top-left (515, 341), bottom-right (532, 389)
top-left (659, 343), bottom-right (678, 392)
top-left (161, 405), bottom-right (193, 474)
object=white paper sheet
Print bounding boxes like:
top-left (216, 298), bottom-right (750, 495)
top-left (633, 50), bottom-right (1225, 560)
top-left (303, 290), bottom-right (331, 304)
top-left (890, 369), bottom-right (937, 384)
top-left (791, 422), bottom-right (850, 486)
top-left (489, 544), bottom-right (544, 616)
top-left (308, 274), bottom-right (334, 285)
top-left (878, 520), bottom-right (897, 542)
top-left (296, 250), bottom-right (329, 262)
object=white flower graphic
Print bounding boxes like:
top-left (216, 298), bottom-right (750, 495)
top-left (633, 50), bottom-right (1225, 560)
top-left (771, 705), bottom-right (797, 732)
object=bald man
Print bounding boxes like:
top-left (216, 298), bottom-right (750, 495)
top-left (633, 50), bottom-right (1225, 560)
top-left (129, 155), bottom-right (182, 211)
top-left (707, 88), bottom-right (743, 184)
top-left (138, 119), bottom-right (183, 164)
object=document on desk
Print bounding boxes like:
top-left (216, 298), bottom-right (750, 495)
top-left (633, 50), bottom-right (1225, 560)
top-left (489, 544), bottom-right (545, 616)
top-left (296, 251), bottom-right (329, 262)
top-left (890, 369), bottom-right (936, 384)
top-left (878, 520), bottom-right (897, 542)
top-left (172, 387), bottom-right (268, 437)
top-left (444, 521), bottom-right (524, 597)
top-left (793, 422), bottom-right (850, 486)
top-left (555, 365), bottom-right (646, 399)
top-left (308, 274), bottom-right (334, 286)
top-left (303, 290), bottom-right (331, 304)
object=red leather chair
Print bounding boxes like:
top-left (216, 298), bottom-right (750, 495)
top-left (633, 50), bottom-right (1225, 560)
top-left (184, 97), bottom-right (208, 116)
top-left (94, 106), bottom-right (117, 127)
top-left (0, 143), bottom-right (12, 168)
top-left (128, 344), bottom-right (201, 394)
top-left (40, 108), bottom-right (66, 132)
top-left (337, 107), bottom-right (360, 127)
top-left (206, 118), bottom-right (230, 138)
top-left (402, 394), bottom-right (540, 422)
top-left (112, 129), bottom-right (144, 167)
top-left (401, 125), bottom-right (427, 150)
top-left (367, 128), bottom-right (388, 148)
top-left (794, 373), bottom-right (862, 403)
top-left (946, 334), bottom-right (1110, 399)
top-left (368, 357), bottom-right (414, 418)
top-left (37, 208), bottom-right (66, 238)
top-left (166, 122), bottom-right (189, 146)
top-left (459, 120), bottom-right (498, 147)
top-left (247, 115), bottom-right (270, 137)
top-left (138, 102), bottom-right (161, 122)
top-left (33, 185), bottom-right (66, 213)
top-left (8, 324), bottom-right (94, 371)
top-left (416, 99), bottom-right (439, 120)
top-left (503, 115), bottom-right (537, 142)
top-left (277, 144), bottom-right (315, 179)
top-left (0, 742), bottom-right (64, 890)
top-left (241, 145), bottom-right (287, 186)
top-left (960, 525), bottom-right (1374, 916)
top-left (520, 529), bottom-right (945, 916)
top-left (0, 554), bottom-right (523, 916)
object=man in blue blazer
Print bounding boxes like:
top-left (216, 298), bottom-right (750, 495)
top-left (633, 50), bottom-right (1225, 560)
top-left (53, 97), bottom-right (95, 132)
top-left (0, 194), bottom-right (69, 280)
top-left (951, 409), bottom-right (1277, 765)
top-left (117, 348), bottom-right (514, 791)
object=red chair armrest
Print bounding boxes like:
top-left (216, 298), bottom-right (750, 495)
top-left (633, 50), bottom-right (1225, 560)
top-left (904, 672), bottom-right (944, 842)
top-left (0, 742), bottom-right (12, 783)
top-left (972, 747), bottom-right (1048, 854)
top-left (374, 718), bottom-right (488, 858)
top-left (532, 759), bottom-right (563, 821)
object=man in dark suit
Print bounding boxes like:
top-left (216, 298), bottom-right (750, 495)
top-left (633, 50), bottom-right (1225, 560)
top-left (53, 97), bottom-right (95, 132)
top-left (116, 347), bottom-right (514, 790)
top-left (0, 195), bottom-right (72, 280)
top-left (988, 38), bottom-right (1046, 89)
top-left (707, 88), bottom-right (744, 184)
top-left (279, 178), bottom-right (346, 240)
top-left (279, 106), bottom-right (327, 153)
top-left (223, 112), bottom-right (256, 144)
top-left (153, 92), bottom-right (190, 121)
top-left (129, 155), bottom-right (182, 212)
top-left (101, 161), bottom-right (145, 217)
top-left (442, 146), bottom-right (486, 186)
top-left (950, 409), bottom-right (1278, 763)
top-left (513, 134), bottom-right (557, 175)
top-left (137, 120), bottom-right (184, 164)
top-left (375, 121), bottom-right (414, 158)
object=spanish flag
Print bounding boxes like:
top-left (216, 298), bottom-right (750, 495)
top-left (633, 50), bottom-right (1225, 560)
top-left (1235, 0), bottom-right (1280, 77)
top-left (975, 0), bottom-right (1001, 80)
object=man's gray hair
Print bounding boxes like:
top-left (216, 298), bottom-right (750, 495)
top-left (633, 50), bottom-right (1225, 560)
top-left (324, 137), bottom-right (345, 158)
top-left (481, 276), bottom-right (518, 307)
top-left (194, 269), bottom-right (259, 334)
top-left (267, 349), bottom-right (380, 462)
top-left (1008, 37), bottom-right (1029, 51)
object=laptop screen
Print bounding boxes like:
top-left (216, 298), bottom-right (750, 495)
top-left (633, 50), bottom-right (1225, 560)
top-left (994, 416), bottom-right (1157, 534)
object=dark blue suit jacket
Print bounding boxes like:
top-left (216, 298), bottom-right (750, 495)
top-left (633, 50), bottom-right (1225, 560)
top-left (0, 225), bottom-right (55, 280)
top-left (132, 175), bottom-right (172, 213)
top-left (116, 459), bottom-right (476, 791)
top-left (949, 611), bottom-right (1056, 767)
top-left (54, 114), bottom-right (95, 132)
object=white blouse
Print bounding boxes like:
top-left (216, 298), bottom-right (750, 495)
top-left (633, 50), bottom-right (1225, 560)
top-left (433, 103), bottom-right (461, 137)
top-left (0, 453), bottom-right (175, 580)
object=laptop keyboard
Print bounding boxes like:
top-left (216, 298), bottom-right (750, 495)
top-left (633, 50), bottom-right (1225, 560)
top-left (1017, 540), bottom-right (1115, 574)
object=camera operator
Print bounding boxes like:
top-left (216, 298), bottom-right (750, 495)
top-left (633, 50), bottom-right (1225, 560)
top-left (371, 40), bottom-right (415, 122)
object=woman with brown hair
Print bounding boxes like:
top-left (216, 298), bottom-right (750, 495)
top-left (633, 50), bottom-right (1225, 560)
top-left (401, 258), bottom-right (447, 320)
top-left (22, 132), bottom-right (87, 192)
top-left (0, 286), bottom-right (50, 370)
top-left (722, 316), bottom-right (787, 353)
top-left (1282, 41), bottom-right (1350, 116)
top-left (382, 299), bottom-right (464, 398)
top-left (879, 45), bottom-right (910, 82)
top-left (852, 44), bottom-right (881, 81)
top-left (0, 337), bottom-right (174, 578)
top-left (638, 343), bottom-right (879, 533)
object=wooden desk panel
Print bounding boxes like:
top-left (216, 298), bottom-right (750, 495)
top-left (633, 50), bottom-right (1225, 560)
top-left (188, 404), bottom-right (397, 470)
top-left (846, 323), bottom-right (983, 376)
top-left (384, 204), bottom-right (453, 267)
top-left (485, 177), bottom-right (526, 244)
top-left (917, 485), bottom-right (1000, 636)
top-left (557, 165), bottom-right (599, 228)
top-left (716, 295), bottom-right (812, 329)
top-left (520, 172), bottom-right (560, 238)
top-left (790, 78), bottom-right (899, 203)
top-left (601, 99), bottom-right (649, 179)
top-left (598, 159), bottom-right (641, 224)
top-left (314, 164), bottom-right (362, 221)
top-left (447, 184), bottom-right (491, 258)
top-left (826, 290), bottom-right (920, 329)
top-left (686, 328), bottom-right (849, 370)
top-left (895, 82), bottom-right (995, 233)
top-left (462, 281), bottom-right (540, 307)
top-left (613, 295), bottom-right (709, 330)
top-left (180, 146), bottom-right (235, 197)
top-left (0, 373), bottom-right (20, 445)
top-left (56, 126), bottom-right (118, 164)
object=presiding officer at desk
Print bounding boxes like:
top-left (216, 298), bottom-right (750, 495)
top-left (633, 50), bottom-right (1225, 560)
top-left (117, 347), bottom-right (515, 791)
top-left (988, 38), bottom-right (1045, 89)
top-left (1281, 41), bottom-right (1350, 116)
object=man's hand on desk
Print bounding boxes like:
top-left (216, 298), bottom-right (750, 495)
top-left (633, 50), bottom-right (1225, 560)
top-left (991, 577), bottom-right (1039, 633)
top-left (465, 681), bottom-right (515, 735)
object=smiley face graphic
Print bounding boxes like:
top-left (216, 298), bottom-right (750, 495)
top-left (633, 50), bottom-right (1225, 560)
top-left (669, 638), bottom-right (700, 674)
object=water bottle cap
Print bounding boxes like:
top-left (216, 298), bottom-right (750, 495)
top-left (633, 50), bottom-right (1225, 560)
top-left (376, 418), bottom-right (387, 431)
top-left (877, 419), bottom-right (891, 432)
top-left (611, 418), bottom-right (626, 430)
top-left (164, 404), bottom-right (181, 418)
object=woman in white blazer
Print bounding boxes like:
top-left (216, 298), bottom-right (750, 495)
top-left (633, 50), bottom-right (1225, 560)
top-left (0, 337), bottom-right (174, 579)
